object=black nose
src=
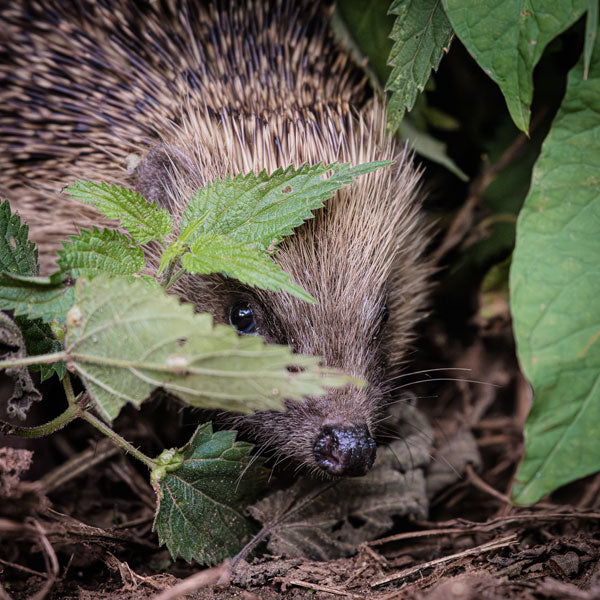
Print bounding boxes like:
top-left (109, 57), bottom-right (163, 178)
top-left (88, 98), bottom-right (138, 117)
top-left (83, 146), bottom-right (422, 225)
top-left (313, 424), bottom-right (377, 477)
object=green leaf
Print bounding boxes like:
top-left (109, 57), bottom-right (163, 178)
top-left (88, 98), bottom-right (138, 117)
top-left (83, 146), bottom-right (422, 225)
top-left (509, 26), bottom-right (600, 504)
top-left (57, 227), bottom-right (146, 279)
top-left (397, 119), bottom-right (468, 181)
top-left (180, 162), bottom-right (390, 251)
top-left (0, 199), bottom-right (38, 276)
top-left (65, 181), bottom-right (173, 244)
top-left (15, 316), bottom-right (66, 382)
top-left (181, 235), bottom-right (315, 303)
top-left (333, 0), bottom-right (395, 89)
top-left (386, 0), bottom-right (454, 132)
top-left (0, 272), bottom-right (75, 324)
top-left (153, 423), bottom-right (267, 564)
top-left (0, 200), bottom-right (67, 378)
top-left (65, 275), bottom-right (356, 422)
top-left (442, 0), bottom-right (587, 132)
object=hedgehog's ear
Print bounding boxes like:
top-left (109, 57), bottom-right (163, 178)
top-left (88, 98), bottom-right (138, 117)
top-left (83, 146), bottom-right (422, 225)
top-left (131, 144), bottom-right (195, 213)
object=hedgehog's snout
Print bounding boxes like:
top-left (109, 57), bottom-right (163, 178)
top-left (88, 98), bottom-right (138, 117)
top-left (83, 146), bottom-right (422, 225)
top-left (313, 424), bottom-right (376, 477)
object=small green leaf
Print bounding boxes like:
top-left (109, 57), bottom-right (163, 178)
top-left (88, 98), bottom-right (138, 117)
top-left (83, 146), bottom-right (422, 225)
top-left (397, 119), bottom-right (468, 181)
top-left (182, 235), bottom-right (315, 303)
top-left (0, 199), bottom-right (38, 276)
top-left (0, 272), bottom-right (75, 324)
top-left (15, 316), bottom-right (67, 382)
top-left (153, 423), bottom-right (267, 564)
top-left (509, 23), bottom-right (600, 504)
top-left (181, 162), bottom-right (391, 251)
top-left (65, 181), bottom-right (173, 244)
top-left (65, 275), bottom-right (355, 422)
top-left (386, 0), bottom-right (454, 132)
top-left (442, 0), bottom-right (586, 133)
top-left (57, 227), bottom-right (146, 279)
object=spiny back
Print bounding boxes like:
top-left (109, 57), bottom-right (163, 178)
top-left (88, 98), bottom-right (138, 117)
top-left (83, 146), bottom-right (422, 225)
top-left (0, 0), bottom-right (364, 259)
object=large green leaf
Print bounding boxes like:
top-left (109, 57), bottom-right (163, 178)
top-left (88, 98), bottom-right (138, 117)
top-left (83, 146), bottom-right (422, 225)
top-left (153, 423), bottom-right (267, 564)
top-left (442, 0), bottom-right (587, 132)
top-left (65, 275), bottom-right (355, 422)
top-left (182, 235), bottom-right (315, 303)
top-left (65, 181), bottom-right (173, 244)
top-left (509, 25), bottom-right (600, 504)
top-left (180, 162), bottom-right (390, 251)
top-left (386, 0), bottom-right (453, 132)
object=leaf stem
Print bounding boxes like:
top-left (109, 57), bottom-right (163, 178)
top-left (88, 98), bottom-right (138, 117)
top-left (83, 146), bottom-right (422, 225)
top-left (79, 410), bottom-right (157, 471)
top-left (0, 351), bottom-right (68, 370)
top-left (0, 403), bottom-right (80, 438)
top-left (159, 257), bottom-right (178, 288)
top-left (163, 267), bottom-right (185, 290)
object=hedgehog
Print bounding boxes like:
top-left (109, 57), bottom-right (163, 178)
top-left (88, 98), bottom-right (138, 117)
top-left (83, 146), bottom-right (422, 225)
top-left (0, 0), bottom-right (431, 477)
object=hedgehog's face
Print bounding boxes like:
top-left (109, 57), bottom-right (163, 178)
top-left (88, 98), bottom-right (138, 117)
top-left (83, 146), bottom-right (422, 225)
top-left (211, 219), bottom-right (397, 477)
top-left (136, 134), bottom-right (429, 478)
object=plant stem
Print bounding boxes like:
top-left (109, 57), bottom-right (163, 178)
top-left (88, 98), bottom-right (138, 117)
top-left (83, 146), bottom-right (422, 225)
top-left (80, 410), bottom-right (157, 471)
top-left (62, 374), bottom-right (78, 406)
top-left (0, 404), bottom-right (80, 438)
top-left (164, 268), bottom-right (185, 290)
top-left (159, 258), bottom-right (178, 288)
top-left (0, 351), bottom-right (67, 370)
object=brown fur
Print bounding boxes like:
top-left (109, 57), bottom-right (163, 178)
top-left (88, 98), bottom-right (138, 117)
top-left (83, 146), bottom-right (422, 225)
top-left (0, 0), bottom-right (432, 473)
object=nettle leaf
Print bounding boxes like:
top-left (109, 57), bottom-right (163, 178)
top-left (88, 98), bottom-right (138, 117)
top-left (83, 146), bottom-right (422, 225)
top-left (65, 181), bottom-right (173, 244)
top-left (57, 227), bottom-right (146, 279)
top-left (180, 162), bottom-right (390, 251)
top-left (153, 423), bottom-right (267, 564)
top-left (442, 0), bottom-right (586, 133)
top-left (15, 316), bottom-right (66, 382)
top-left (182, 235), bottom-right (315, 303)
top-left (65, 275), bottom-right (355, 422)
top-left (509, 29), bottom-right (600, 504)
top-left (386, 0), bottom-right (453, 133)
top-left (0, 272), bottom-right (75, 324)
top-left (0, 201), bottom-right (66, 379)
top-left (0, 200), bottom-right (38, 276)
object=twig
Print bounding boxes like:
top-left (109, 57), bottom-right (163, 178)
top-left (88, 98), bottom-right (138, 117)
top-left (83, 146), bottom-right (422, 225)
top-left (368, 511), bottom-right (600, 547)
top-left (432, 110), bottom-right (547, 264)
top-left (465, 463), bottom-right (511, 504)
top-left (370, 533), bottom-right (517, 587)
top-left (39, 438), bottom-right (120, 494)
top-left (150, 561), bottom-right (231, 600)
top-left (286, 579), bottom-right (355, 597)
top-left (28, 519), bottom-right (59, 600)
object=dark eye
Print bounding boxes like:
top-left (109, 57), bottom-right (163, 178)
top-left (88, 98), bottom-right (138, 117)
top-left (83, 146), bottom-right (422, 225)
top-left (228, 303), bottom-right (256, 334)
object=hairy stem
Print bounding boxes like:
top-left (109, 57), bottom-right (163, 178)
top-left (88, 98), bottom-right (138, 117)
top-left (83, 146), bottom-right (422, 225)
top-left (0, 351), bottom-right (67, 370)
top-left (0, 404), bottom-right (80, 438)
top-left (80, 410), bottom-right (157, 471)
top-left (159, 257), bottom-right (178, 288)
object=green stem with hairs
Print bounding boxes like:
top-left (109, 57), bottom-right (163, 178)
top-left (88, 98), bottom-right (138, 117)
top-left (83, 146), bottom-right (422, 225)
top-left (0, 403), bottom-right (80, 438)
top-left (0, 351), bottom-right (67, 370)
top-left (79, 410), bottom-right (157, 471)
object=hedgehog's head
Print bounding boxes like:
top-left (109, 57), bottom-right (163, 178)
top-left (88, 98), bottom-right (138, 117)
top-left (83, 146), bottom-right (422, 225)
top-left (133, 109), bottom-right (430, 477)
